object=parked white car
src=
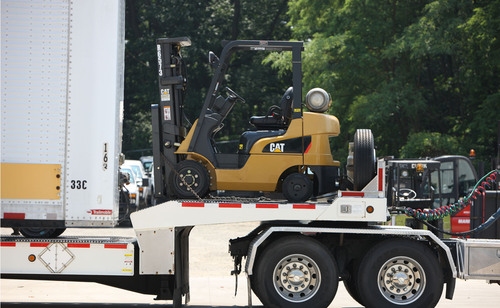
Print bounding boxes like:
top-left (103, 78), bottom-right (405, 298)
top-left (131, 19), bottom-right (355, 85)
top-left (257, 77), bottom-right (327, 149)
top-left (140, 156), bottom-right (155, 205)
top-left (140, 156), bottom-right (153, 175)
top-left (123, 160), bottom-right (152, 207)
top-left (120, 166), bottom-right (140, 208)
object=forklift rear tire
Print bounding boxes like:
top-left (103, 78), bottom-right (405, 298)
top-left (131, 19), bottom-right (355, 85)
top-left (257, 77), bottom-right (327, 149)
top-left (282, 173), bottom-right (313, 203)
top-left (353, 129), bottom-right (376, 191)
top-left (169, 160), bottom-right (210, 199)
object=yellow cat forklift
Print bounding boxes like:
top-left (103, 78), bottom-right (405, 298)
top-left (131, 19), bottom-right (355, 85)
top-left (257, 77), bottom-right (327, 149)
top-left (152, 38), bottom-right (376, 202)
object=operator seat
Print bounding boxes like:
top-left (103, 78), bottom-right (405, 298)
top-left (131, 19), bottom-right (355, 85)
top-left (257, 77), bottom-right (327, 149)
top-left (249, 87), bottom-right (293, 130)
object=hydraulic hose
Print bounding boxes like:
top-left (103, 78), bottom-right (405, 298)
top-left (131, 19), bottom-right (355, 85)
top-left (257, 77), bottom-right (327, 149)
top-left (405, 169), bottom-right (500, 236)
top-left (421, 203), bottom-right (500, 236)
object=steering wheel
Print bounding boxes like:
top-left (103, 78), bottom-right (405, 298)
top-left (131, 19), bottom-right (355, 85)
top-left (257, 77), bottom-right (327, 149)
top-left (399, 188), bottom-right (417, 199)
top-left (225, 87), bottom-right (246, 103)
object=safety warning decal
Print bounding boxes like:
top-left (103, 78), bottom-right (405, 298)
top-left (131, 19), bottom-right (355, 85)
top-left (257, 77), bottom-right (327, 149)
top-left (164, 106), bottom-right (171, 121)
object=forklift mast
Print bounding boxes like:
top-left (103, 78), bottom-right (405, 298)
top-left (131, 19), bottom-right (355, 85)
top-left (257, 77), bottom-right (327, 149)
top-left (152, 39), bottom-right (305, 199)
top-left (152, 37), bottom-right (191, 200)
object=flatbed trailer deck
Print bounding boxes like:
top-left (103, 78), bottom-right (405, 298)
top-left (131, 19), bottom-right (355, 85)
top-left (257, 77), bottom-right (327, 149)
top-left (2, 163), bottom-right (500, 307)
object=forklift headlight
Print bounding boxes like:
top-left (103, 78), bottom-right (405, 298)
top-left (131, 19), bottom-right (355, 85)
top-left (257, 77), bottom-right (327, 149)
top-left (305, 88), bottom-right (331, 113)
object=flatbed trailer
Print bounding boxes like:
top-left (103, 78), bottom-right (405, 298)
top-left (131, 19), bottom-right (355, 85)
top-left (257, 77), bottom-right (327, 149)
top-left (2, 163), bottom-right (500, 308)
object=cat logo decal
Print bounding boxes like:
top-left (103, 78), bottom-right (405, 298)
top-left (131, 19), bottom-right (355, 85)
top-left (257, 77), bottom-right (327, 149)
top-left (269, 143), bottom-right (285, 153)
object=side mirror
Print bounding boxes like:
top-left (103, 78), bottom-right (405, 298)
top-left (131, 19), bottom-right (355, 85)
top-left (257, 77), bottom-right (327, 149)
top-left (209, 51), bottom-right (220, 69)
top-left (142, 177), bottom-right (150, 187)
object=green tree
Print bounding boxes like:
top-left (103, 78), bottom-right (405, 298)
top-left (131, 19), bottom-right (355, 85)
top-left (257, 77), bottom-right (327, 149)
top-left (123, 0), bottom-right (292, 157)
top-left (400, 132), bottom-right (462, 158)
top-left (272, 0), bottom-right (499, 164)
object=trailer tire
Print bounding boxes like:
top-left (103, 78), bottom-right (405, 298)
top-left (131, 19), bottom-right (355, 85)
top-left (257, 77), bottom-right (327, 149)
top-left (353, 129), bottom-right (376, 190)
top-left (169, 160), bottom-right (210, 199)
top-left (357, 239), bottom-right (443, 308)
top-left (343, 259), bottom-right (364, 306)
top-left (344, 278), bottom-right (363, 306)
top-left (253, 235), bottom-right (338, 308)
top-left (19, 228), bottom-right (66, 238)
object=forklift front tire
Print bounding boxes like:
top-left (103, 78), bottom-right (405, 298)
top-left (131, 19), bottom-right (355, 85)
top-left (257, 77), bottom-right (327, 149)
top-left (169, 160), bottom-right (210, 199)
top-left (282, 173), bottom-right (313, 203)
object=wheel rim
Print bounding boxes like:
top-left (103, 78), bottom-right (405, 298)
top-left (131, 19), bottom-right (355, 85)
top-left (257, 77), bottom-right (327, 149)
top-left (177, 168), bottom-right (201, 192)
top-left (273, 254), bottom-right (321, 303)
top-left (377, 256), bottom-right (426, 305)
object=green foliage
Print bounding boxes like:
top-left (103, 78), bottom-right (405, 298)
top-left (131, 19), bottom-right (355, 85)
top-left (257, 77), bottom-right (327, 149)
top-left (124, 0), bottom-right (499, 165)
top-left (400, 132), bottom-right (462, 158)
top-left (124, 0), bottom-right (292, 156)
top-left (269, 0), bottom-right (500, 164)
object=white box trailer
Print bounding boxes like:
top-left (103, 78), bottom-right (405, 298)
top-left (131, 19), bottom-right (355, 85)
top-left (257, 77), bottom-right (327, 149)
top-left (1, 0), bottom-right (125, 230)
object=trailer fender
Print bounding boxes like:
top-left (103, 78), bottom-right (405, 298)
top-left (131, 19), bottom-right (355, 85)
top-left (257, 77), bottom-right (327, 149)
top-left (245, 225), bottom-right (457, 280)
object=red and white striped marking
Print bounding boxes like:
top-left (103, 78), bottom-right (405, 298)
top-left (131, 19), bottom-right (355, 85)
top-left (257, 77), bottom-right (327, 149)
top-left (181, 202), bottom-right (327, 210)
top-left (0, 242), bottom-right (129, 249)
top-left (1, 239), bottom-right (134, 276)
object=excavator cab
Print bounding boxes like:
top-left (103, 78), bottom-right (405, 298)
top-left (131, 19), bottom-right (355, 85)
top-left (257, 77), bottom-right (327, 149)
top-left (152, 38), bottom-right (343, 202)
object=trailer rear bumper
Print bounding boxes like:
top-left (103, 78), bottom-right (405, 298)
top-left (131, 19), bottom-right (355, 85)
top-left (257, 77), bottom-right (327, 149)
top-left (455, 238), bottom-right (500, 281)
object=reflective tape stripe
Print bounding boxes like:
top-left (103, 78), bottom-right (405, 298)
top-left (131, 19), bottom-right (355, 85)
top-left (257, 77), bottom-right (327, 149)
top-left (256, 203), bottom-right (279, 209)
top-left (3, 213), bottom-right (25, 219)
top-left (219, 203), bottom-right (241, 208)
top-left (67, 243), bottom-right (91, 248)
top-left (341, 192), bottom-right (365, 197)
top-left (378, 168), bottom-right (384, 191)
top-left (293, 204), bottom-right (316, 209)
top-left (30, 243), bottom-right (49, 247)
top-left (104, 244), bottom-right (127, 249)
top-left (182, 202), bottom-right (204, 207)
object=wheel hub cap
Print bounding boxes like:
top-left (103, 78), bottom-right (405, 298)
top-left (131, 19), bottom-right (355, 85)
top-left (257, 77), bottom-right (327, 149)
top-left (273, 254), bottom-right (320, 303)
top-left (179, 170), bottom-right (198, 188)
top-left (378, 256), bottom-right (425, 304)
